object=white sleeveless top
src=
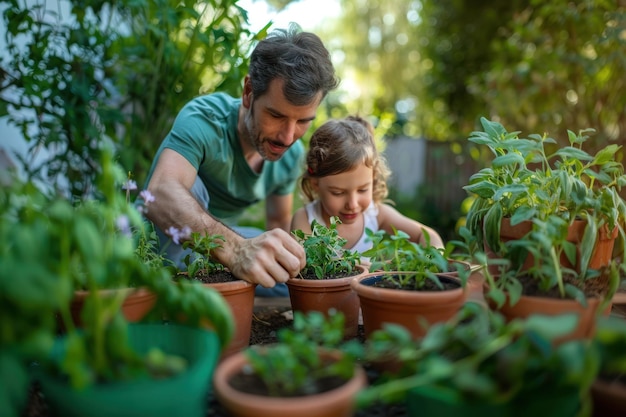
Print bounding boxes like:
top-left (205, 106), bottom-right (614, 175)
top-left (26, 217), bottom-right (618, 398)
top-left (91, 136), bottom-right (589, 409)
top-left (303, 200), bottom-right (379, 253)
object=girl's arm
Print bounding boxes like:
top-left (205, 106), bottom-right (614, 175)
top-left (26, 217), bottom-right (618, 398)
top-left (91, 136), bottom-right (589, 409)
top-left (290, 207), bottom-right (314, 234)
top-left (376, 203), bottom-right (445, 248)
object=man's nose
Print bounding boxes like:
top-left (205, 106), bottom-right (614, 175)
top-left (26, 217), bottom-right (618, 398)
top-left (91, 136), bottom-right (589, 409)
top-left (277, 120), bottom-right (299, 145)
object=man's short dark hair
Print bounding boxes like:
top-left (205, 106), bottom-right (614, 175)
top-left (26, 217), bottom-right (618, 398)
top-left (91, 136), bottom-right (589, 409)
top-left (248, 23), bottom-right (339, 106)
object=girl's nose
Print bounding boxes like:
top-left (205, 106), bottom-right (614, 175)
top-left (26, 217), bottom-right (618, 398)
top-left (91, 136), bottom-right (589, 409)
top-left (345, 193), bottom-right (359, 209)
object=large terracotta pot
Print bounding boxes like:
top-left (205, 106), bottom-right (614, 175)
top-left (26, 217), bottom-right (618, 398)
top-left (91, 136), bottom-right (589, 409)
top-left (213, 349), bottom-right (367, 417)
top-left (350, 271), bottom-right (466, 339)
top-left (203, 279), bottom-right (256, 359)
top-left (285, 265), bottom-right (368, 339)
top-left (492, 292), bottom-right (611, 343)
top-left (487, 218), bottom-right (618, 273)
top-left (68, 287), bottom-right (157, 327)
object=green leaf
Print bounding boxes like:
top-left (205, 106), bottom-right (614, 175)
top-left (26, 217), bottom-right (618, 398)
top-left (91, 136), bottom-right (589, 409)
top-left (553, 147), bottom-right (594, 162)
top-left (593, 144), bottom-right (620, 165)
top-left (483, 204), bottom-right (503, 253)
top-left (524, 313), bottom-right (578, 340)
top-left (492, 153), bottom-right (525, 168)
top-left (510, 206), bottom-right (536, 225)
top-left (479, 117), bottom-right (507, 139)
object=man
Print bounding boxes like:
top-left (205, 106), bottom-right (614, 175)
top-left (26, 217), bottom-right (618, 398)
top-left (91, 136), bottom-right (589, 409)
top-left (144, 24), bottom-right (339, 296)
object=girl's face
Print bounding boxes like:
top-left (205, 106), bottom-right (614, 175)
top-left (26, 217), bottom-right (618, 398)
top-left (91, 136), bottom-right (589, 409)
top-left (312, 163), bottom-right (374, 225)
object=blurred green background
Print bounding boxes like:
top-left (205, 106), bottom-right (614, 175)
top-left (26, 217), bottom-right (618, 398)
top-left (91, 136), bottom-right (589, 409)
top-left (1, 0), bottom-right (624, 241)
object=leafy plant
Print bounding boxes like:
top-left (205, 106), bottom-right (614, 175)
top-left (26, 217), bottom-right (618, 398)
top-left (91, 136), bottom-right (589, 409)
top-left (243, 310), bottom-right (358, 397)
top-left (0, 146), bottom-right (234, 391)
top-left (362, 228), bottom-right (468, 290)
top-left (464, 117), bottom-right (626, 262)
top-left (181, 232), bottom-right (227, 279)
top-left (0, 183), bottom-right (59, 414)
top-left (0, 0), bottom-right (260, 199)
top-left (462, 117), bottom-right (626, 306)
top-left (354, 302), bottom-right (599, 412)
top-left (292, 217), bottom-right (362, 279)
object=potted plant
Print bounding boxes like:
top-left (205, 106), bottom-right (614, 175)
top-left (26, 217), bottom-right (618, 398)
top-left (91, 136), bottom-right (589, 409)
top-left (174, 231), bottom-right (257, 358)
top-left (351, 228), bottom-right (470, 339)
top-left (469, 214), bottom-right (620, 342)
top-left (0, 170), bottom-right (75, 417)
top-left (65, 173), bottom-right (164, 328)
top-left (354, 302), bottom-right (598, 417)
top-left (1, 148), bottom-right (235, 417)
top-left (464, 117), bottom-right (626, 276)
top-left (213, 310), bottom-right (367, 417)
top-left (288, 217), bottom-right (368, 339)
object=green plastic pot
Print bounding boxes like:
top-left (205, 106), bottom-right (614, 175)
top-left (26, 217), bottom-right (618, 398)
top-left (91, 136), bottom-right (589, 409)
top-left (0, 350), bottom-right (30, 417)
top-left (36, 323), bottom-right (220, 417)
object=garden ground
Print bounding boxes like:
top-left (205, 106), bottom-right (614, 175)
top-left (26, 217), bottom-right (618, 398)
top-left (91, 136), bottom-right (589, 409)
top-left (23, 286), bottom-right (626, 417)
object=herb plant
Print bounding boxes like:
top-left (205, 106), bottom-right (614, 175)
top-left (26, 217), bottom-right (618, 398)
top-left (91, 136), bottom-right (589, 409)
top-left (243, 310), bottom-right (358, 397)
top-left (464, 117), bottom-right (626, 266)
top-left (0, 147), bottom-right (234, 391)
top-left (355, 302), bottom-right (599, 412)
top-left (292, 217), bottom-right (362, 280)
top-left (181, 232), bottom-right (227, 278)
top-left (362, 228), bottom-right (468, 290)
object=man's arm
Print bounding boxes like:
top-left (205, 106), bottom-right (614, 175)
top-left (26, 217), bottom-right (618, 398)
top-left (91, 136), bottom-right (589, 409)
top-left (265, 193), bottom-right (294, 232)
top-left (146, 149), bottom-right (305, 287)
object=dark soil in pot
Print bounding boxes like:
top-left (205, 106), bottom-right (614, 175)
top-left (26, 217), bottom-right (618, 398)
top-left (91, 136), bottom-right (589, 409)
top-left (516, 271), bottom-right (609, 299)
top-left (297, 268), bottom-right (363, 280)
top-left (175, 270), bottom-right (239, 284)
top-left (369, 274), bottom-right (460, 291)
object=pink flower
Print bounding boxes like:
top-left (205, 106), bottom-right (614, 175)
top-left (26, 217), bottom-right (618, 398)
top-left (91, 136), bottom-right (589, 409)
top-left (166, 225), bottom-right (192, 245)
top-left (140, 190), bottom-right (155, 204)
top-left (122, 180), bottom-right (137, 191)
top-left (116, 215), bottom-right (131, 237)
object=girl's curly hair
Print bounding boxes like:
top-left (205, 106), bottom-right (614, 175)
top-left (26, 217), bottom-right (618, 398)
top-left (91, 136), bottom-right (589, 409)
top-left (300, 115), bottom-right (390, 204)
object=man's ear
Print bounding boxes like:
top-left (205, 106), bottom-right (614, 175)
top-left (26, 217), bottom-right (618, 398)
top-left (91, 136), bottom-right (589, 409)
top-left (242, 75), bottom-right (253, 108)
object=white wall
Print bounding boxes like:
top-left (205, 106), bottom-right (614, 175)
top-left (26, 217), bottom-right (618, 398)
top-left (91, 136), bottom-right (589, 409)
top-left (383, 136), bottom-right (426, 197)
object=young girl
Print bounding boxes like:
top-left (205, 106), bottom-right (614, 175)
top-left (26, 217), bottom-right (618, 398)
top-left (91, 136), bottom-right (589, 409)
top-left (290, 115), bottom-right (444, 252)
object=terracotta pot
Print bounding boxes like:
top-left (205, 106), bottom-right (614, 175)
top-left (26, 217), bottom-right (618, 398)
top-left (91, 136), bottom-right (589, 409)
top-left (591, 378), bottom-right (626, 417)
top-left (465, 265), bottom-right (487, 304)
top-left (492, 292), bottom-right (611, 343)
top-left (486, 218), bottom-right (618, 273)
top-left (285, 265), bottom-right (368, 339)
top-left (350, 271), bottom-right (466, 339)
top-left (213, 350), bottom-right (367, 417)
top-left (203, 279), bottom-right (256, 359)
top-left (68, 287), bottom-right (157, 327)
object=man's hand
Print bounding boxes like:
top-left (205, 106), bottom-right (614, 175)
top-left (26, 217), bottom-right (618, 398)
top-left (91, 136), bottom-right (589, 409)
top-left (226, 229), bottom-right (306, 287)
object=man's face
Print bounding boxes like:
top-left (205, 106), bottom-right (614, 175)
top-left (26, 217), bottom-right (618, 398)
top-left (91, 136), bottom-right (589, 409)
top-left (243, 78), bottom-right (322, 161)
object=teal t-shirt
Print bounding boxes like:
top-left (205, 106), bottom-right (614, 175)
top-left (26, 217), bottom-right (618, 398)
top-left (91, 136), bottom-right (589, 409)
top-left (146, 93), bottom-right (305, 225)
